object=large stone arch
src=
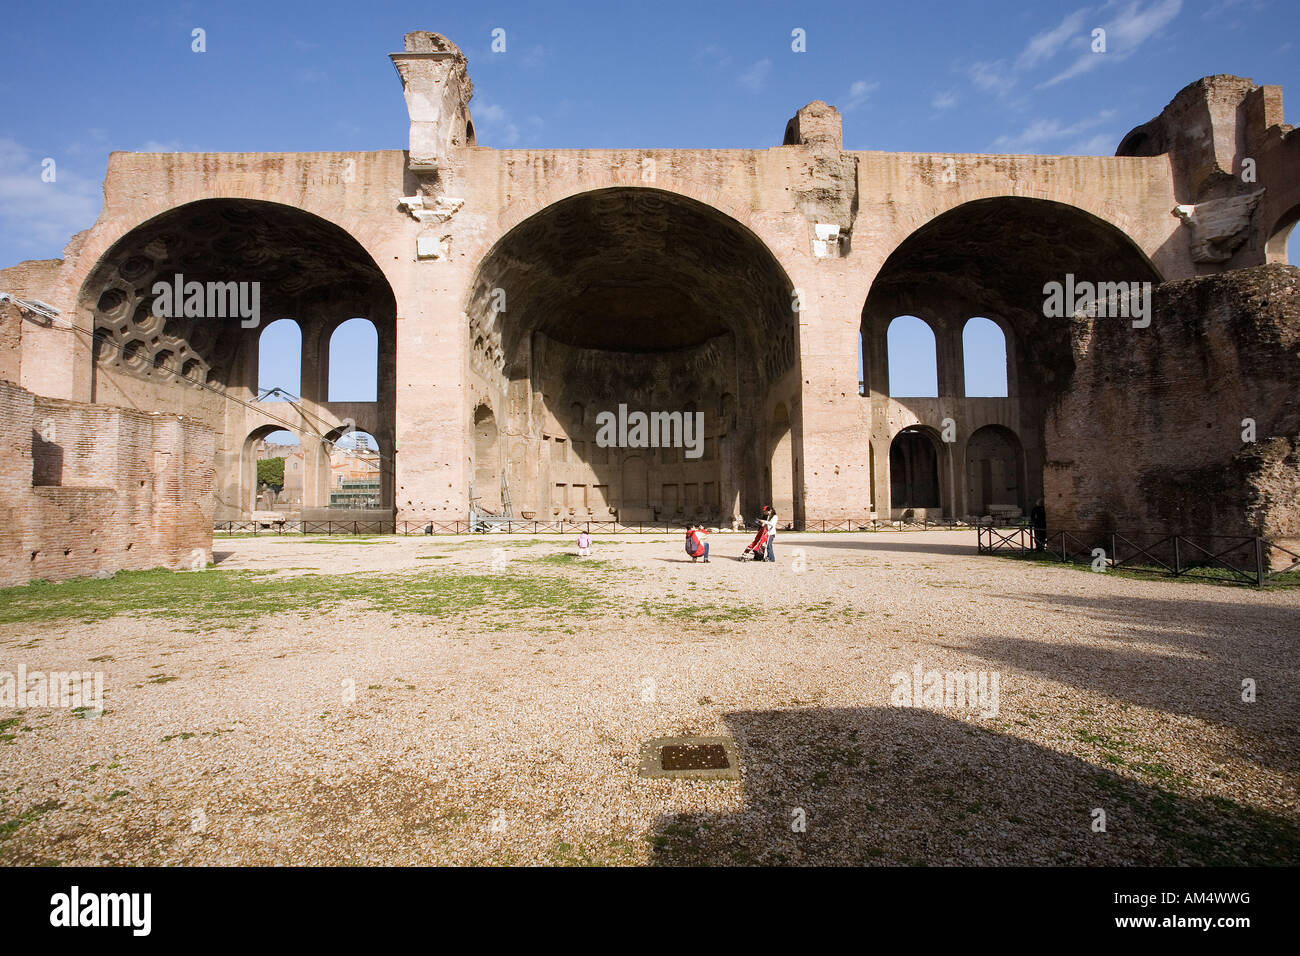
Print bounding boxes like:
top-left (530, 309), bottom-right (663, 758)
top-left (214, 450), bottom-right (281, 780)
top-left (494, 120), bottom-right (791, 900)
top-left (463, 186), bottom-right (799, 525)
top-left (75, 198), bottom-right (398, 521)
top-left (862, 196), bottom-right (1162, 522)
top-left (477, 173), bottom-right (794, 271)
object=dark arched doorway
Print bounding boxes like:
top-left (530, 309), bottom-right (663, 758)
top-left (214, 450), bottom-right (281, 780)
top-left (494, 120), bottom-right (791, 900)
top-left (465, 187), bottom-right (799, 526)
top-left (965, 425), bottom-right (1025, 518)
top-left (890, 427), bottom-right (941, 517)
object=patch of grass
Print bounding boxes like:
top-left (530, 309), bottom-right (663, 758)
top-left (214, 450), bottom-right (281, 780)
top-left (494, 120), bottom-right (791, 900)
top-left (529, 553), bottom-right (614, 570)
top-left (0, 799), bottom-right (59, 839)
top-left (639, 600), bottom-right (759, 623)
top-left (0, 566), bottom-right (602, 627)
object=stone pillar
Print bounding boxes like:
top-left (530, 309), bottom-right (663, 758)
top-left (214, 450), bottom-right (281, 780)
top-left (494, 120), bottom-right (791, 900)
top-left (936, 318), bottom-right (965, 398)
top-left (389, 32), bottom-right (475, 176)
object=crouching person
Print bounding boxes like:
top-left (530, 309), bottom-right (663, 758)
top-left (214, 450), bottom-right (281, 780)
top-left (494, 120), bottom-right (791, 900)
top-left (685, 524), bottom-right (711, 563)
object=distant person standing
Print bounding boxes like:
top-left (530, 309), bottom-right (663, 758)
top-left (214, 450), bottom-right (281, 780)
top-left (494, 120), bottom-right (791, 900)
top-left (1030, 498), bottom-right (1047, 552)
top-left (577, 530), bottom-right (592, 557)
top-left (761, 505), bottom-right (778, 562)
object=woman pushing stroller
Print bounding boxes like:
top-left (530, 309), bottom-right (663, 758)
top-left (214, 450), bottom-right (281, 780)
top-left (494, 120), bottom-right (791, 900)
top-left (739, 506), bottom-right (777, 562)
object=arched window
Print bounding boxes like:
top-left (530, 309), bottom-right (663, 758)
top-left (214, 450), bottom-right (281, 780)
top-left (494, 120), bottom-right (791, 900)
top-left (258, 320), bottom-right (301, 400)
top-left (886, 316), bottom-right (938, 397)
top-left (327, 318), bottom-right (378, 402)
top-left (962, 317), bottom-right (1009, 397)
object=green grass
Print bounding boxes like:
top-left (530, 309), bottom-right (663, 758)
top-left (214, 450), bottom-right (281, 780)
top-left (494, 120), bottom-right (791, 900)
top-left (529, 553), bottom-right (614, 570)
top-left (0, 799), bottom-right (59, 839)
top-left (639, 600), bottom-right (759, 623)
top-left (0, 566), bottom-right (602, 628)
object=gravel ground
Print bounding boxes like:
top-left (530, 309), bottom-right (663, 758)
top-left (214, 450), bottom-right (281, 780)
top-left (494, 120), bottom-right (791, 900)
top-left (1, 529), bottom-right (1297, 866)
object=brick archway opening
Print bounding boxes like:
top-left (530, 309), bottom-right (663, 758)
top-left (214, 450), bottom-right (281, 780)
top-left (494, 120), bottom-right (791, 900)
top-left (76, 198), bottom-right (397, 522)
top-left (465, 187), bottom-right (799, 526)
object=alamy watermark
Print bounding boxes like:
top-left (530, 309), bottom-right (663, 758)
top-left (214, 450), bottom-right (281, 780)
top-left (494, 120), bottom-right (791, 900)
top-left (1, 665), bottom-right (103, 714)
top-left (594, 404), bottom-right (705, 459)
top-left (1042, 273), bottom-right (1152, 329)
top-left (151, 273), bottom-right (260, 328)
top-left (889, 662), bottom-right (999, 718)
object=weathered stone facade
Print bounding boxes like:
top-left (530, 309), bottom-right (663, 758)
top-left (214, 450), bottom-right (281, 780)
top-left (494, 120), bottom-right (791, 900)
top-left (1, 32), bottom-right (1296, 542)
top-left (1045, 265), bottom-right (1300, 554)
top-left (0, 304), bottom-right (215, 587)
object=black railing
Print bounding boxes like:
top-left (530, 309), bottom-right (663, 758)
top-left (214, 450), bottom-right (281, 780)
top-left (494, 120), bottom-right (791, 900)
top-left (977, 525), bottom-right (1300, 588)
top-left (214, 516), bottom-right (969, 536)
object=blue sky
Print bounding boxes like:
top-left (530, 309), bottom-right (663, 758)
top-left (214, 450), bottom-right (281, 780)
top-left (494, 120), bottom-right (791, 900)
top-left (2, 0), bottom-right (1296, 408)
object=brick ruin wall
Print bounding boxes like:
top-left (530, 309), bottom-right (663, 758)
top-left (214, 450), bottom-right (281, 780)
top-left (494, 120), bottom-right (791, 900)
top-left (1045, 264), bottom-right (1300, 558)
top-left (0, 305), bottom-right (216, 588)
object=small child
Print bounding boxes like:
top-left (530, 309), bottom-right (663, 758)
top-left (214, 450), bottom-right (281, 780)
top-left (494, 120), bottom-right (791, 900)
top-left (577, 530), bottom-right (592, 557)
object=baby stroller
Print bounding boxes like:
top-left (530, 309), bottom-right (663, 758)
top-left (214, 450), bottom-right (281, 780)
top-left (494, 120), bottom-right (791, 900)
top-left (739, 523), bottom-right (770, 561)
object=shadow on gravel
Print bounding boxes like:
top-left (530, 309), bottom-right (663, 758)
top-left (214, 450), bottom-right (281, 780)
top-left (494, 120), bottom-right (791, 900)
top-left (964, 591), bottom-right (1299, 772)
top-left (648, 707), bottom-right (1300, 866)
top-left (800, 538), bottom-right (978, 557)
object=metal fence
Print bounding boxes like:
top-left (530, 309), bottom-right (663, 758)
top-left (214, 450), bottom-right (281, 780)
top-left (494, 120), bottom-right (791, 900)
top-left (977, 525), bottom-right (1300, 588)
top-left (214, 516), bottom-right (966, 536)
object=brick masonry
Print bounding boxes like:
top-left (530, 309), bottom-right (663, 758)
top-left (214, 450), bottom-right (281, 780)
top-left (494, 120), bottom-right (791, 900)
top-left (0, 304), bottom-right (215, 588)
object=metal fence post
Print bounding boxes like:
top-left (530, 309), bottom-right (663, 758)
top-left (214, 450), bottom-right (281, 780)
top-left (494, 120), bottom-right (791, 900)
top-left (1256, 536), bottom-right (1266, 589)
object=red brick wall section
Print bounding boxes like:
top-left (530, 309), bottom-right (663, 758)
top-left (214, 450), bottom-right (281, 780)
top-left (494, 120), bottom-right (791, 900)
top-left (0, 377), bottom-right (215, 589)
top-left (0, 380), bottom-right (36, 588)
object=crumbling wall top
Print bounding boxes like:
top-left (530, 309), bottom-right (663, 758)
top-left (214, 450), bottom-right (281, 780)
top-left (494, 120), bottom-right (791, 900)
top-left (783, 101), bottom-right (842, 153)
top-left (403, 31), bottom-right (466, 57)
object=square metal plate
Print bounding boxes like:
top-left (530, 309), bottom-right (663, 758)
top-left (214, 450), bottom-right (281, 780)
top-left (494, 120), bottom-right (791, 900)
top-left (638, 736), bottom-right (741, 780)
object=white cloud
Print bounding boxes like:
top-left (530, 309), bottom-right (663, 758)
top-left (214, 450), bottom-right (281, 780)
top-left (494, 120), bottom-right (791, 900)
top-left (969, 59), bottom-right (1016, 96)
top-left (696, 43), bottom-right (732, 71)
top-left (738, 59), bottom-right (772, 93)
top-left (844, 80), bottom-right (880, 112)
top-left (1070, 131), bottom-right (1119, 153)
top-left (138, 140), bottom-right (184, 153)
top-left (1044, 0), bottom-right (1182, 87)
top-left (0, 138), bottom-right (101, 264)
top-left (992, 109), bottom-right (1116, 151)
top-left (932, 90), bottom-right (957, 110)
top-left (471, 102), bottom-right (537, 147)
top-left (1017, 8), bottom-right (1092, 70)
